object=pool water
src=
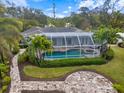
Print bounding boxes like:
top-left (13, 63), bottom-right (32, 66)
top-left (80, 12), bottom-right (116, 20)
top-left (44, 49), bottom-right (95, 59)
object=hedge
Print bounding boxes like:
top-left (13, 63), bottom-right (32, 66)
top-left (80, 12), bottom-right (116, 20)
top-left (1, 85), bottom-right (7, 93)
top-left (102, 48), bottom-right (114, 61)
top-left (2, 76), bottom-right (11, 86)
top-left (18, 51), bottom-right (29, 63)
top-left (113, 84), bottom-right (124, 93)
top-left (38, 57), bottom-right (106, 68)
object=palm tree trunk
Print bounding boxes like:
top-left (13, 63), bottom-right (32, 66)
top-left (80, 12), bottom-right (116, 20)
top-left (0, 70), bottom-right (2, 88)
top-left (0, 53), bottom-right (4, 64)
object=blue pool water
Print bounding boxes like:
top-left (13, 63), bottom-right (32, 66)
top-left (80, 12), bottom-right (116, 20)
top-left (44, 49), bottom-right (95, 59)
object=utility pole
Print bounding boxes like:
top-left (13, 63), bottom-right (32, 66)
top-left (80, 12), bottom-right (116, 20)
top-left (53, 0), bottom-right (56, 18)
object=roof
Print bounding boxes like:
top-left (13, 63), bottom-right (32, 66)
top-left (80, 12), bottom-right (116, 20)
top-left (22, 27), bottom-right (93, 37)
top-left (41, 32), bottom-right (93, 37)
top-left (41, 27), bottom-right (82, 33)
top-left (21, 27), bottom-right (42, 36)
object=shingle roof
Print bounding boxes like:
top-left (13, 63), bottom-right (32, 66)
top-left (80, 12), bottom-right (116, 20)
top-left (41, 27), bottom-right (82, 33)
top-left (21, 27), bottom-right (42, 36)
top-left (21, 27), bottom-right (91, 37)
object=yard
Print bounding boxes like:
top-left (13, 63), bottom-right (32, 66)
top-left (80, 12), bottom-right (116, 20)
top-left (23, 46), bottom-right (124, 85)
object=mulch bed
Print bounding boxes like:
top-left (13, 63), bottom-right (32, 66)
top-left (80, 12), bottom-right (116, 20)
top-left (21, 90), bottom-right (65, 93)
top-left (18, 62), bottom-right (117, 83)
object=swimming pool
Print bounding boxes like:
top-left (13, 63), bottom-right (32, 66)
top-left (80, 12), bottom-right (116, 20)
top-left (44, 49), bottom-right (96, 59)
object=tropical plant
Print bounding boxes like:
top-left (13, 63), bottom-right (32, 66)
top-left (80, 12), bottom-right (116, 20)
top-left (94, 25), bottom-right (108, 44)
top-left (28, 36), bottom-right (52, 64)
top-left (94, 25), bottom-right (122, 44)
top-left (0, 19), bottom-right (22, 63)
top-left (0, 64), bottom-right (8, 87)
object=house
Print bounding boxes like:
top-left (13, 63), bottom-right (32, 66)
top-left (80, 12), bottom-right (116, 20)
top-left (21, 27), bottom-right (107, 59)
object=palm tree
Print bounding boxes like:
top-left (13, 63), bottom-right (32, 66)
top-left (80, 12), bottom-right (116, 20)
top-left (0, 23), bottom-right (22, 63)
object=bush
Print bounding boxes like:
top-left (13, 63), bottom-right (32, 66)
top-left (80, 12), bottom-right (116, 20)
top-left (2, 85), bottom-right (7, 93)
top-left (18, 51), bottom-right (29, 63)
top-left (1, 72), bottom-right (6, 78)
top-left (113, 84), bottom-right (124, 93)
top-left (2, 76), bottom-right (11, 86)
top-left (102, 48), bottom-right (114, 61)
top-left (0, 90), bottom-right (2, 93)
top-left (12, 45), bottom-right (19, 54)
top-left (37, 57), bottom-right (106, 68)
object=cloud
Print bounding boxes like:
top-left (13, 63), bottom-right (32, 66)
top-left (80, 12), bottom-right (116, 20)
top-left (118, 0), bottom-right (124, 7)
top-left (63, 6), bottom-right (72, 14)
top-left (78, 0), bottom-right (124, 10)
top-left (46, 8), bottom-right (53, 12)
top-left (79, 0), bottom-right (94, 8)
top-left (31, 0), bottom-right (45, 2)
top-left (63, 10), bottom-right (68, 14)
top-left (44, 12), bottom-right (66, 18)
top-left (4, 0), bottom-right (28, 7)
top-left (56, 13), bottom-right (66, 18)
top-left (78, 0), bottom-right (104, 9)
top-left (68, 6), bottom-right (72, 9)
top-left (3, 0), bottom-right (28, 7)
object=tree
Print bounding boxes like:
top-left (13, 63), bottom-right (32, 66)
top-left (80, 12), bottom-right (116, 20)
top-left (94, 25), bottom-right (122, 44)
top-left (0, 1), bottom-right (6, 17)
top-left (94, 25), bottom-right (108, 44)
top-left (21, 19), bottom-right (40, 31)
top-left (0, 19), bottom-right (22, 63)
top-left (29, 36), bottom-right (52, 64)
top-left (1, 18), bottom-right (23, 31)
top-left (79, 7), bottom-right (90, 14)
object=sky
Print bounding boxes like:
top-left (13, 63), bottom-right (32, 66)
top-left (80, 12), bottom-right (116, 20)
top-left (3, 0), bottom-right (124, 18)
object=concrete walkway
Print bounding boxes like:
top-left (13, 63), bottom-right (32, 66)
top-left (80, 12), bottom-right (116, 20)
top-left (9, 50), bottom-right (117, 93)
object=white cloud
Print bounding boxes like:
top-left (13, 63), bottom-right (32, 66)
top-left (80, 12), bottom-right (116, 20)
top-left (68, 6), bottom-right (72, 12)
top-left (63, 10), bottom-right (68, 14)
top-left (78, 0), bottom-right (124, 11)
top-left (68, 6), bottom-right (72, 9)
top-left (79, 0), bottom-right (94, 8)
top-left (46, 8), bottom-right (53, 12)
top-left (118, 0), bottom-right (124, 7)
top-left (63, 6), bottom-right (72, 14)
top-left (56, 13), bottom-right (65, 18)
top-left (78, 0), bottom-right (104, 9)
top-left (32, 0), bottom-right (44, 2)
top-left (44, 12), bottom-right (66, 18)
top-left (3, 0), bottom-right (28, 7)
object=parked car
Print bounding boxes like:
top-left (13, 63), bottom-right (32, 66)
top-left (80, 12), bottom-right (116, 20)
top-left (116, 33), bottom-right (124, 48)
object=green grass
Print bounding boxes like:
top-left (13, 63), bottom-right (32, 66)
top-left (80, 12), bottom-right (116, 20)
top-left (23, 46), bottom-right (124, 85)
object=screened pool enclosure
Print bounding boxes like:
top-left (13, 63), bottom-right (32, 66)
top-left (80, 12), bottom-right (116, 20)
top-left (22, 27), bottom-right (107, 59)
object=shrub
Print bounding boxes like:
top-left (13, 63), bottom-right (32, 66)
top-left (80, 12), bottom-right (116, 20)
top-left (102, 48), bottom-right (114, 61)
top-left (0, 90), bottom-right (2, 93)
top-left (2, 85), bottom-right (7, 93)
top-left (18, 51), bottom-right (29, 63)
top-left (38, 57), bottom-right (106, 68)
top-left (2, 76), bottom-right (11, 86)
top-left (12, 45), bottom-right (19, 54)
top-left (113, 84), bottom-right (124, 93)
top-left (1, 72), bottom-right (6, 78)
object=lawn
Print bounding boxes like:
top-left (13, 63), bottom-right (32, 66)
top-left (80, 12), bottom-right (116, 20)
top-left (23, 46), bottom-right (124, 85)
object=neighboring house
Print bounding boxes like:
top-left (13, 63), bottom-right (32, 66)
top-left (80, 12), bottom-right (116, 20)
top-left (21, 27), bottom-right (107, 59)
top-left (117, 33), bottom-right (124, 47)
